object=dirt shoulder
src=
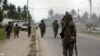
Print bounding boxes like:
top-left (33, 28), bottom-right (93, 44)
top-left (0, 31), bottom-right (31, 56)
top-left (78, 31), bottom-right (100, 40)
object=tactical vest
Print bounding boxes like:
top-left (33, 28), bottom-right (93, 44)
top-left (64, 21), bottom-right (76, 42)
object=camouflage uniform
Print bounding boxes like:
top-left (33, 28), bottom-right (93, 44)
top-left (61, 12), bottom-right (76, 56)
top-left (5, 22), bottom-right (12, 39)
top-left (14, 24), bottom-right (20, 38)
top-left (52, 20), bottom-right (59, 38)
top-left (28, 23), bottom-right (31, 37)
top-left (39, 20), bottom-right (46, 37)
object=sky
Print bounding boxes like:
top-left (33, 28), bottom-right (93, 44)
top-left (8, 0), bottom-right (100, 22)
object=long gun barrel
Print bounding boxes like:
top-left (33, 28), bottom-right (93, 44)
top-left (75, 43), bottom-right (78, 56)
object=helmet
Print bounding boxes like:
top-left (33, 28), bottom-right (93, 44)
top-left (65, 11), bottom-right (72, 20)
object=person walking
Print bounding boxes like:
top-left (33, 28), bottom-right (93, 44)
top-left (52, 20), bottom-right (59, 38)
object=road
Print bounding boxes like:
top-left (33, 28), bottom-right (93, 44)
top-left (38, 27), bottom-right (100, 56)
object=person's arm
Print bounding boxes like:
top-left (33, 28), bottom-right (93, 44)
top-left (39, 23), bottom-right (41, 28)
top-left (5, 25), bottom-right (8, 31)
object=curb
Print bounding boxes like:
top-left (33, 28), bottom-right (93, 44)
top-left (27, 27), bottom-right (40, 56)
top-left (35, 29), bottom-right (40, 56)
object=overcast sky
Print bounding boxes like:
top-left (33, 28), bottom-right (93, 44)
top-left (8, 0), bottom-right (100, 22)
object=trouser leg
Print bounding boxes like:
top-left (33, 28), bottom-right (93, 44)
top-left (63, 43), bottom-right (69, 56)
top-left (7, 32), bottom-right (10, 39)
top-left (68, 43), bottom-right (74, 56)
top-left (17, 32), bottom-right (19, 38)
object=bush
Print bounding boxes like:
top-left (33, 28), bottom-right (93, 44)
top-left (0, 28), bottom-right (6, 43)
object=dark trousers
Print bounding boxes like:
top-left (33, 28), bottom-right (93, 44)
top-left (40, 29), bottom-right (45, 37)
top-left (6, 31), bottom-right (11, 39)
top-left (53, 29), bottom-right (58, 38)
top-left (63, 42), bottom-right (74, 56)
top-left (28, 31), bottom-right (31, 37)
top-left (14, 32), bottom-right (19, 38)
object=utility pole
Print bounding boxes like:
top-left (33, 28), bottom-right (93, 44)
top-left (89, 0), bottom-right (92, 20)
top-left (27, 0), bottom-right (29, 22)
top-left (88, 0), bottom-right (93, 31)
top-left (77, 9), bottom-right (80, 19)
top-left (77, 9), bottom-right (80, 24)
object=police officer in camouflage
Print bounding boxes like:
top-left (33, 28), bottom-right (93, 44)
top-left (52, 20), bottom-right (59, 38)
top-left (14, 24), bottom-right (20, 38)
top-left (61, 12), bottom-right (77, 56)
top-left (39, 20), bottom-right (46, 37)
top-left (27, 22), bottom-right (31, 37)
top-left (5, 22), bottom-right (12, 39)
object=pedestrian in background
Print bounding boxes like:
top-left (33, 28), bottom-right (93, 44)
top-left (5, 22), bottom-right (12, 39)
top-left (14, 24), bottom-right (20, 38)
top-left (39, 20), bottom-right (46, 38)
top-left (27, 22), bottom-right (31, 37)
top-left (52, 20), bottom-right (59, 38)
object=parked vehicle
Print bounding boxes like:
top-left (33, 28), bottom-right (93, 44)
top-left (94, 27), bottom-right (100, 31)
top-left (20, 22), bottom-right (29, 31)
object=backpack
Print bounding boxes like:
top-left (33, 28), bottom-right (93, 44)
top-left (67, 21), bottom-right (76, 43)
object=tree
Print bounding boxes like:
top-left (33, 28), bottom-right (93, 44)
top-left (77, 15), bottom-right (82, 22)
top-left (21, 5), bottom-right (27, 20)
top-left (0, 9), bottom-right (3, 22)
top-left (91, 13), bottom-right (97, 21)
top-left (48, 9), bottom-right (54, 17)
top-left (3, 0), bottom-right (9, 11)
top-left (0, 0), bottom-right (2, 4)
top-left (71, 9), bottom-right (76, 16)
top-left (85, 23), bottom-right (93, 31)
top-left (18, 6), bottom-right (21, 13)
top-left (97, 15), bottom-right (100, 25)
top-left (17, 6), bottom-right (21, 19)
top-left (81, 11), bottom-right (89, 23)
top-left (28, 11), bottom-right (32, 22)
top-left (7, 4), bottom-right (18, 19)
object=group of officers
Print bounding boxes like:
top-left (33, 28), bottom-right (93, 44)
top-left (5, 11), bottom-right (77, 56)
top-left (5, 22), bottom-right (32, 39)
top-left (39, 11), bottom-right (77, 56)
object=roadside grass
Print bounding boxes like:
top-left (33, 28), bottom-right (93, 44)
top-left (27, 31), bottom-right (36, 56)
top-left (79, 31), bottom-right (100, 37)
top-left (0, 28), bottom-right (6, 44)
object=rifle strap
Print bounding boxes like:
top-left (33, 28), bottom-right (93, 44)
top-left (61, 23), bottom-right (68, 33)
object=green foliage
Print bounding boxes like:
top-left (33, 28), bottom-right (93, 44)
top-left (21, 5), bottom-right (27, 20)
top-left (7, 4), bottom-right (17, 19)
top-left (0, 28), bottom-right (6, 44)
top-left (6, 4), bottom-right (32, 20)
top-left (28, 11), bottom-right (32, 22)
top-left (3, 0), bottom-right (9, 10)
top-left (86, 23), bottom-right (93, 28)
top-left (1, 1), bottom-right (32, 21)
top-left (81, 11), bottom-right (89, 23)
top-left (97, 15), bottom-right (100, 25)
top-left (0, 9), bottom-right (3, 22)
top-left (0, 0), bottom-right (2, 4)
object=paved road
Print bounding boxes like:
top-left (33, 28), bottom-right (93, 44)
top-left (38, 27), bottom-right (100, 56)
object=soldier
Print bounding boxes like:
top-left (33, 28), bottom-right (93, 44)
top-left (14, 24), bottom-right (20, 38)
top-left (39, 20), bottom-right (46, 37)
top-left (27, 22), bottom-right (31, 37)
top-left (52, 20), bottom-right (59, 38)
top-left (5, 22), bottom-right (12, 39)
top-left (61, 12), bottom-right (77, 56)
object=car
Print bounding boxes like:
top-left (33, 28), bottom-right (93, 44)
top-left (94, 27), bottom-right (100, 31)
top-left (20, 22), bottom-right (29, 31)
